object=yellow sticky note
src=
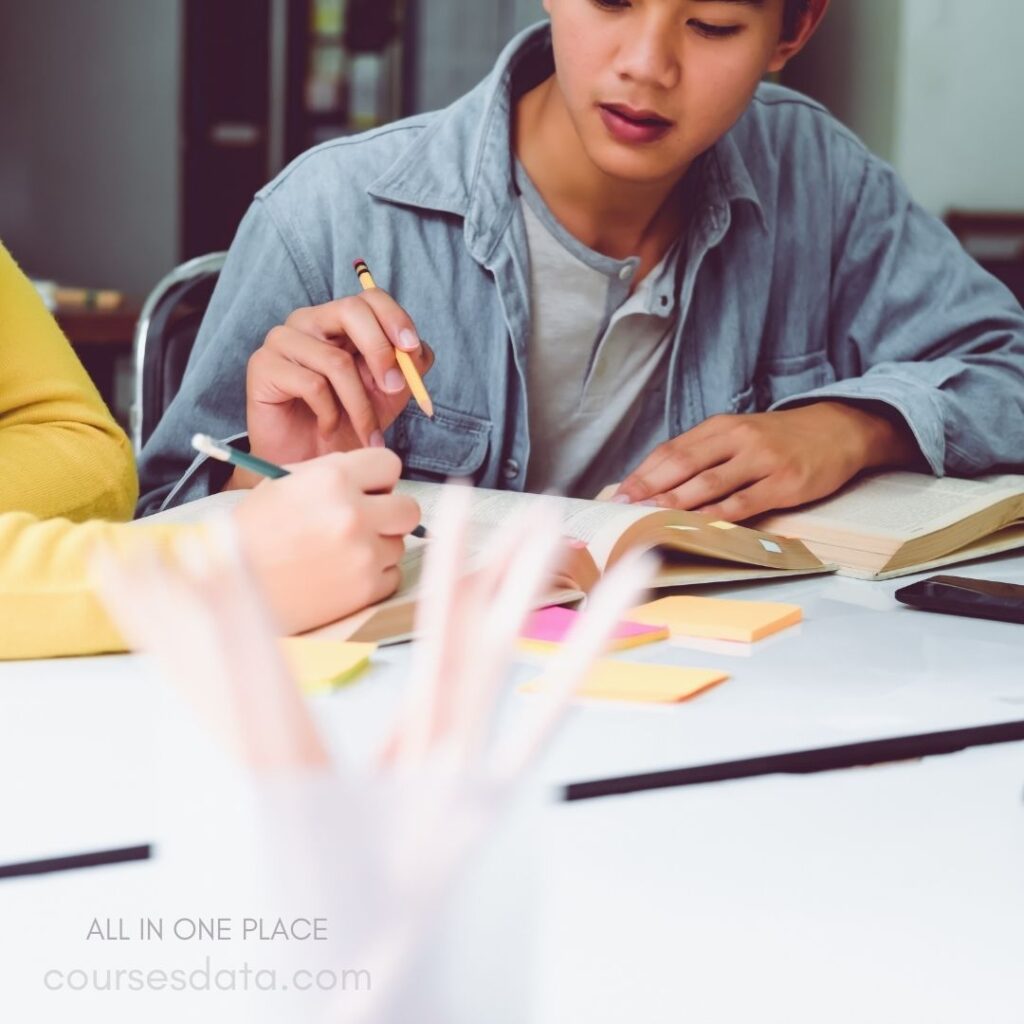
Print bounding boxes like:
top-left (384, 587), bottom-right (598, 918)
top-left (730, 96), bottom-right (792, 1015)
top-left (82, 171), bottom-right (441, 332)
top-left (629, 596), bottom-right (802, 643)
top-left (709, 520), bottom-right (738, 530)
top-left (522, 660), bottom-right (727, 704)
top-left (279, 638), bottom-right (377, 694)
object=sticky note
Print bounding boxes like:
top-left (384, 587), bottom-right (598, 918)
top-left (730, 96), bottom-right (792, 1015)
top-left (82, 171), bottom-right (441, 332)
top-left (709, 521), bottom-right (738, 531)
top-left (629, 595), bottom-right (802, 643)
top-left (519, 606), bottom-right (668, 653)
top-left (279, 638), bottom-right (377, 694)
top-left (522, 660), bottom-right (728, 704)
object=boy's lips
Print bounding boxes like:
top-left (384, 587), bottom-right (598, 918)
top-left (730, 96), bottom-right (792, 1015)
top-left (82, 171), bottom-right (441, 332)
top-left (598, 103), bottom-right (674, 144)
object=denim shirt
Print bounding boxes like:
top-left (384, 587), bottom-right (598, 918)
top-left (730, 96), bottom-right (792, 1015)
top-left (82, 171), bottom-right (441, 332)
top-left (138, 22), bottom-right (1024, 515)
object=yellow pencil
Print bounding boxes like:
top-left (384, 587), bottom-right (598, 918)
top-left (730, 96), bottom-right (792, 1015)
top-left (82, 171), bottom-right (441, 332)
top-left (353, 258), bottom-right (434, 418)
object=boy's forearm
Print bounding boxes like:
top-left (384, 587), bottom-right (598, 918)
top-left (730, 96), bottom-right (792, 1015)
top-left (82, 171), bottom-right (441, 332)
top-left (812, 400), bottom-right (922, 474)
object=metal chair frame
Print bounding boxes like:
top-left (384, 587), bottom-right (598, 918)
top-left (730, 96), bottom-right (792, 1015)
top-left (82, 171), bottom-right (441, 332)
top-left (131, 251), bottom-right (227, 455)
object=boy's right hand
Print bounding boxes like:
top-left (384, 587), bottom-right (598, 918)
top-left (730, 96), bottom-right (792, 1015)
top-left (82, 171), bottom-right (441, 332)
top-left (233, 449), bottom-right (421, 634)
top-left (232, 291), bottom-right (434, 487)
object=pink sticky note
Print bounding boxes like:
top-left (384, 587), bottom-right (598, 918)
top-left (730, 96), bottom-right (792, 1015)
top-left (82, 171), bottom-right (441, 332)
top-left (520, 606), bottom-right (669, 652)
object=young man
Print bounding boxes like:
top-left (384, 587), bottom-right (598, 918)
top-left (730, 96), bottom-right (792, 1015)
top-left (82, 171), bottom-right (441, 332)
top-left (138, 0), bottom-right (1024, 520)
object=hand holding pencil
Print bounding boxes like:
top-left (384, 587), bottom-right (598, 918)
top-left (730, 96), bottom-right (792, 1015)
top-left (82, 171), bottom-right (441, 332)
top-left (237, 259), bottom-right (434, 483)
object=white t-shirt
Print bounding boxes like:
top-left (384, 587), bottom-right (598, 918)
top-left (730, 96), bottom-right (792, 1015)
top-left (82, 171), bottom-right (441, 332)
top-left (518, 166), bottom-right (682, 498)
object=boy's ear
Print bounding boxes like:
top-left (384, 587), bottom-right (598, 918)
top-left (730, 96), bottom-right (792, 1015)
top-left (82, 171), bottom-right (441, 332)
top-left (766, 0), bottom-right (830, 74)
top-left (543, 0), bottom-right (553, 14)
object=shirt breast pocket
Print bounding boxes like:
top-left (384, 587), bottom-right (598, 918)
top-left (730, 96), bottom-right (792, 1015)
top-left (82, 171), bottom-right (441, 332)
top-left (389, 403), bottom-right (492, 482)
top-left (756, 351), bottom-right (836, 408)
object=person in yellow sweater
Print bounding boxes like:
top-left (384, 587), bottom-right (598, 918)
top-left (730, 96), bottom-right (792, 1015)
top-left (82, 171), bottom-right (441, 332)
top-left (1, 241), bottom-right (419, 660)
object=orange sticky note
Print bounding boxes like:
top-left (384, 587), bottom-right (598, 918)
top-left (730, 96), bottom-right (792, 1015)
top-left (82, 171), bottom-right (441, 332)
top-left (629, 596), bottom-right (802, 643)
top-left (521, 660), bottom-right (728, 704)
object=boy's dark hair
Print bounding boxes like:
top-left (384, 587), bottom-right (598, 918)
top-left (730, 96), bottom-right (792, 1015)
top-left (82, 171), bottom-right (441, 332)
top-left (783, 0), bottom-right (812, 39)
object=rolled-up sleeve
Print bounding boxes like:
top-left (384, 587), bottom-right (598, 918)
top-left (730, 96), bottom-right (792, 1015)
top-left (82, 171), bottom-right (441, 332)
top-left (772, 142), bottom-right (1024, 476)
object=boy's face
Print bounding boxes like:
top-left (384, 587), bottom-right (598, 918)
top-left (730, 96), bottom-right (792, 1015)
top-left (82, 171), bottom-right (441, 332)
top-left (543, 0), bottom-right (816, 186)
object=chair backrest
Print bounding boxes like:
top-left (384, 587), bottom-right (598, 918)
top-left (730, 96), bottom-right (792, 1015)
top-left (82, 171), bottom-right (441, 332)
top-left (131, 252), bottom-right (227, 455)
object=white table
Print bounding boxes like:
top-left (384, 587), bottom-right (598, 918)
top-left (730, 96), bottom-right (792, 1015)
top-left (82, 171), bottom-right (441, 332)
top-left (3, 553), bottom-right (1024, 1020)
top-left (1, 741), bottom-right (1022, 1022)
top-left (535, 741), bottom-right (1024, 1024)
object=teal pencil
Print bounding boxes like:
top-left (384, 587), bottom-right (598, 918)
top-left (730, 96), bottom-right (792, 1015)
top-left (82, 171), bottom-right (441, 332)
top-left (191, 434), bottom-right (427, 539)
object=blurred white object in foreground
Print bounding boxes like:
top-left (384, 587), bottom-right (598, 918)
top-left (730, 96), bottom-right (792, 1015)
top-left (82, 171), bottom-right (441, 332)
top-left (95, 484), bottom-right (653, 1023)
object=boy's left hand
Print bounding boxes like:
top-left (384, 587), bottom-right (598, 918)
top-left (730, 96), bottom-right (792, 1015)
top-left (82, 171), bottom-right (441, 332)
top-left (613, 401), bottom-right (919, 522)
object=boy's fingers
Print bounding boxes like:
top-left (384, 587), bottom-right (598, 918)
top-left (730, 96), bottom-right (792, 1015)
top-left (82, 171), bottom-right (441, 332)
top-left (617, 435), bottom-right (733, 504)
top-left (696, 477), bottom-right (778, 523)
top-left (260, 328), bottom-right (383, 445)
top-left (315, 349), bottom-right (384, 446)
top-left (411, 338), bottom-right (435, 375)
top-left (288, 297), bottom-right (404, 395)
top-left (357, 287), bottom-right (424, 353)
top-left (253, 354), bottom-right (343, 437)
top-left (656, 455), bottom-right (763, 511)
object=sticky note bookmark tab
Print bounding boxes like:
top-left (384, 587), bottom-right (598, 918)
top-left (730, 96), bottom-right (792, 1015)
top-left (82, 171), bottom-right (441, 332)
top-left (522, 660), bottom-right (728, 704)
top-left (519, 606), bottom-right (669, 653)
top-left (630, 596), bottom-right (802, 643)
top-left (279, 638), bottom-right (377, 694)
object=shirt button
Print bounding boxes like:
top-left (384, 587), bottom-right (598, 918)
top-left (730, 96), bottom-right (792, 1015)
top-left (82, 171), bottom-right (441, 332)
top-left (618, 265), bottom-right (634, 281)
top-left (660, 295), bottom-right (670, 308)
top-left (502, 458), bottom-right (520, 480)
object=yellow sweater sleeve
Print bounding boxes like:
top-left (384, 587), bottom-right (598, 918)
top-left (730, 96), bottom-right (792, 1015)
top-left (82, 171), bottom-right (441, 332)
top-left (0, 511), bottom-right (204, 661)
top-left (0, 242), bottom-right (137, 522)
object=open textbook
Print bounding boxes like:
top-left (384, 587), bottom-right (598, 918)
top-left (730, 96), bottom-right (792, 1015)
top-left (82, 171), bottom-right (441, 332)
top-left (751, 471), bottom-right (1024, 579)
top-left (139, 470), bottom-right (1024, 639)
top-left (141, 482), bottom-right (824, 644)
top-left (319, 481), bottom-right (825, 643)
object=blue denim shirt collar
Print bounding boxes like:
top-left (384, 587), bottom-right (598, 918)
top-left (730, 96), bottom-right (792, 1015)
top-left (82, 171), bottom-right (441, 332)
top-left (367, 22), bottom-right (767, 261)
top-left (705, 131), bottom-right (769, 234)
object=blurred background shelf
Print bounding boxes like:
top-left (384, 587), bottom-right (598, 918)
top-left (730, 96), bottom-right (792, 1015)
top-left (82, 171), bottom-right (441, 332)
top-left (182, 0), bottom-right (410, 259)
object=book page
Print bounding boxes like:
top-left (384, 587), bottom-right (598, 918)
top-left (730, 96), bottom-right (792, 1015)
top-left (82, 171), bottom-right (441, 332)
top-left (135, 489), bottom-right (246, 526)
top-left (838, 523), bottom-right (1024, 580)
top-left (397, 481), bottom-right (654, 567)
top-left (755, 471), bottom-right (1024, 544)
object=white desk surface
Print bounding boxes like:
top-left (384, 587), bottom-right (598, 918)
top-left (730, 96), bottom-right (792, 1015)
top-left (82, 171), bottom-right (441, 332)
top-left (1, 742), bottom-right (1022, 1022)
top-left (535, 741), bottom-right (1024, 1024)
top-left (2, 553), bottom-right (1024, 1020)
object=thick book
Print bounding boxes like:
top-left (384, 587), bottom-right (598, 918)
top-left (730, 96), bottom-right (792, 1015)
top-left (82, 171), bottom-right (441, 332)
top-left (139, 471), bottom-right (1024, 639)
top-left (752, 471), bottom-right (1024, 579)
top-left (313, 481), bottom-right (824, 643)
top-left (140, 482), bottom-right (826, 644)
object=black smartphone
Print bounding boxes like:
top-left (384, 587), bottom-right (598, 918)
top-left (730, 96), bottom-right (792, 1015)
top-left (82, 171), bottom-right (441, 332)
top-left (894, 575), bottom-right (1024, 625)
